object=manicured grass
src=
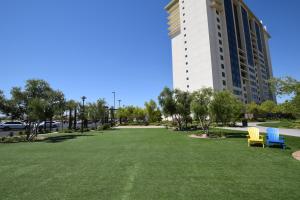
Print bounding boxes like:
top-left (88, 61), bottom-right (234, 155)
top-left (259, 120), bottom-right (300, 129)
top-left (0, 128), bottom-right (300, 200)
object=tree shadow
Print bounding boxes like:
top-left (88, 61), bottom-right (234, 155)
top-left (43, 134), bottom-right (94, 143)
top-left (267, 145), bottom-right (290, 150)
top-left (224, 133), bottom-right (248, 139)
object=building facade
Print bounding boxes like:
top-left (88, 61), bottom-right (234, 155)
top-left (165, 0), bottom-right (276, 104)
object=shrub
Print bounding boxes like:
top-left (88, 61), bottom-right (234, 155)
top-left (97, 124), bottom-right (111, 131)
top-left (59, 129), bottom-right (74, 134)
top-left (18, 131), bottom-right (25, 136)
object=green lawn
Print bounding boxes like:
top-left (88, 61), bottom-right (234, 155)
top-left (259, 120), bottom-right (300, 129)
top-left (0, 128), bottom-right (300, 200)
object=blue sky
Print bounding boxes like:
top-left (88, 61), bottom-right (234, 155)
top-left (0, 0), bottom-right (299, 106)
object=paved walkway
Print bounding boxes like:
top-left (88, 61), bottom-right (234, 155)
top-left (116, 126), bottom-right (165, 129)
top-left (223, 122), bottom-right (300, 138)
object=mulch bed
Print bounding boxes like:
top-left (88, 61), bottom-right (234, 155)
top-left (292, 151), bottom-right (300, 161)
top-left (189, 134), bottom-right (209, 139)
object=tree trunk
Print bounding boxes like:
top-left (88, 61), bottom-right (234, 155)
top-left (68, 109), bottom-right (73, 129)
top-left (50, 116), bottom-right (53, 132)
top-left (61, 113), bottom-right (64, 131)
top-left (73, 109), bottom-right (77, 129)
top-left (43, 118), bottom-right (46, 132)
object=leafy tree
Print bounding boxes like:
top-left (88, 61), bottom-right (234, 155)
top-left (0, 88), bottom-right (26, 120)
top-left (260, 100), bottom-right (277, 115)
top-left (158, 87), bottom-right (176, 120)
top-left (191, 88), bottom-right (213, 133)
top-left (246, 102), bottom-right (262, 117)
top-left (0, 90), bottom-right (8, 116)
top-left (231, 98), bottom-right (244, 123)
top-left (117, 107), bottom-right (129, 124)
top-left (44, 90), bottom-right (65, 132)
top-left (144, 100), bottom-right (162, 123)
top-left (210, 91), bottom-right (243, 125)
top-left (158, 88), bottom-right (192, 130)
top-left (7, 79), bottom-right (66, 139)
top-left (134, 107), bottom-right (147, 123)
top-left (173, 89), bottom-right (192, 130)
top-left (271, 77), bottom-right (300, 118)
top-left (87, 99), bottom-right (107, 128)
top-left (116, 106), bottom-right (146, 124)
top-left (270, 77), bottom-right (300, 96)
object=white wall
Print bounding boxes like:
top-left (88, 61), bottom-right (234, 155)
top-left (171, 0), bottom-right (215, 92)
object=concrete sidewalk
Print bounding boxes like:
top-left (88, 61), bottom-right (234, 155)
top-left (223, 122), bottom-right (300, 138)
top-left (116, 126), bottom-right (165, 129)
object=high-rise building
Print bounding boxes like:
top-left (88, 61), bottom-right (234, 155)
top-left (165, 0), bottom-right (276, 103)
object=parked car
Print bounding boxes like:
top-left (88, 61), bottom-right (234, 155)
top-left (38, 121), bottom-right (61, 131)
top-left (0, 121), bottom-right (27, 131)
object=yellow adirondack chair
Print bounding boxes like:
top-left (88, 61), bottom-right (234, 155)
top-left (247, 128), bottom-right (265, 148)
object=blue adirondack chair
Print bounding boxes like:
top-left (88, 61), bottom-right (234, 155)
top-left (266, 128), bottom-right (286, 149)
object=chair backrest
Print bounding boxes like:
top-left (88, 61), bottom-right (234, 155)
top-left (248, 127), bottom-right (260, 140)
top-left (267, 128), bottom-right (279, 141)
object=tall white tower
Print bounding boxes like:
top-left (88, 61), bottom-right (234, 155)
top-left (165, 0), bottom-right (276, 104)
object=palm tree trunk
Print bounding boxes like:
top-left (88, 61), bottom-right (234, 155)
top-left (50, 116), bottom-right (53, 132)
top-left (68, 109), bottom-right (72, 129)
top-left (73, 109), bottom-right (77, 129)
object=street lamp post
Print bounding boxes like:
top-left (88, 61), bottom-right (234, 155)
top-left (118, 99), bottom-right (122, 109)
top-left (112, 92), bottom-right (116, 109)
top-left (112, 92), bottom-right (116, 124)
top-left (81, 96), bottom-right (87, 133)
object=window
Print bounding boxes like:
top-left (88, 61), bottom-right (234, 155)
top-left (255, 22), bottom-right (263, 52)
top-left (223, 80), bottom-right (226, 86)
top-left (218, 32), bottom-right (222, 37)
top-left (233, 4), bottom-right (242, 48)
top-left (219, 40), bottom-right (222, 45)
top-left (220, 55), bottom-right (224, 60)
top-left (184, 27), bottom-right (186, 30)
top-left (219, 47), bottom-right (223, 52)
top-left (185, 48), bottom-right (187, 51)
top-left (221, 64), bottom-right (225, 69)
top-left (184, 34), bottom-right (187, 37)
top-left (182, 7), bottom-right (185, 10)
top-left (217, 17), bottom-right (220, 22)
top-left (183, 20), bottom-right (186, 23)
top-left (224, 0), bottom-right (242, 88)
top-left (184, 41), bottom-right (187, 44)
top-left (234, 90), bottom-right (242, 95)
top-left (186, 77), bottom-right (189, 80)
top-left (183, 13), bottom-right (185, 16)
top-left (217, 25), bottom-right (221, 30)
top-left (187, 85), bottom-right (190, 88)
top-left (185, 55), bottom-right (188, 58)
top-left (216, 10), bottom-right (219, 15)
top-left (186, 62), bottom-right (188, 65)
top-left (222, 72), bottom-right (226, 77)
top-left (241, 7), bottom-right (254, 66)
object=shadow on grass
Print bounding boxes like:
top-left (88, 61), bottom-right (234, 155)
top-left (224, 133), bottom-right (248, 139)
top-left (43, 134), bottom-right (94, 143)
top-left (267, 145), bottom-right (290, 150)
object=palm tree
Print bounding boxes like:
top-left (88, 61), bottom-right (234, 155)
top-left (67, 100), bottom-right (78, 129)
